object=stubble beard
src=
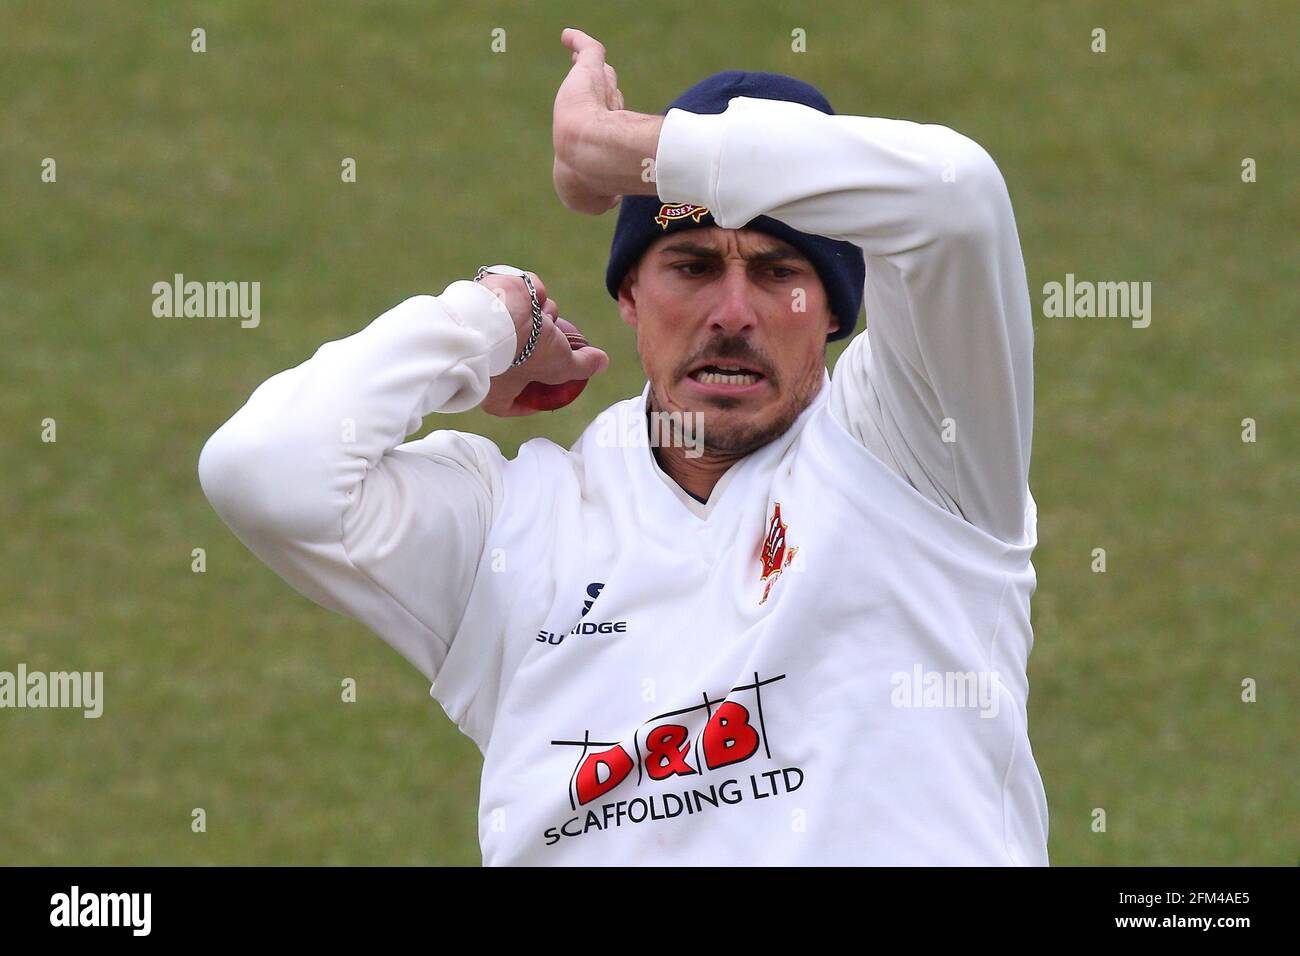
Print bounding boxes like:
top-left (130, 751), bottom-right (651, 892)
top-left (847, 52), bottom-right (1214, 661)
top-left (648, 366), bottom-right (824, 457)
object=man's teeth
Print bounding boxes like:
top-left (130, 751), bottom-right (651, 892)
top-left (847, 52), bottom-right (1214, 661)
top-left (694, 369), bottom-right (760, 385)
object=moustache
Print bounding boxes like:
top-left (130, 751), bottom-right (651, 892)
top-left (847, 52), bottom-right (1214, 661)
top-left (679, 336), bottom-right (776, 383)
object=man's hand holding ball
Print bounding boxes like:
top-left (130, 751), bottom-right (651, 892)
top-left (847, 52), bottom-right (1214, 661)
top-left (477, 271), bottom-right (609, 417)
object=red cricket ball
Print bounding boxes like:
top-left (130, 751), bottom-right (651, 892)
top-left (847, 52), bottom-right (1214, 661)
top-left (515, 317), bottom-right (592, 412)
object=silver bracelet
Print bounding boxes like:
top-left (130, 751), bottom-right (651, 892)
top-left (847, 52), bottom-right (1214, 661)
top-left (473, 264), bottom-right (544, 368)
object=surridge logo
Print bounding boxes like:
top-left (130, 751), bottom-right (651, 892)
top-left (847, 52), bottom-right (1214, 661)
top-left (542, 672), bottom-right (804, 846)
top-left (535, 582), bottom-right (628, 645)
top-left (581, 581), bottom-right (602, 616)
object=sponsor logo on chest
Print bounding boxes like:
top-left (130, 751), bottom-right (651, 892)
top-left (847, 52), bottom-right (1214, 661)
top-left (535, 582), bottom-right (628, 645)
top-left (540, 672), bottom-right (805, 847)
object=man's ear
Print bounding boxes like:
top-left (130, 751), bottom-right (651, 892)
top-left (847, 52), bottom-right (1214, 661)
top-left (827, 311), bottom-right (840, 338)
top-left (616, 268), bottom-right (639, 330)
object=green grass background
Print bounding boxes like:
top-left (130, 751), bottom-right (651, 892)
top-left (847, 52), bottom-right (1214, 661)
top-left (1, 0), bottom-right (1294, 865)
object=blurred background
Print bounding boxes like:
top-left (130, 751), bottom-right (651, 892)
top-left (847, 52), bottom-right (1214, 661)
top-left (1, 0), bottom-right (1294, 865)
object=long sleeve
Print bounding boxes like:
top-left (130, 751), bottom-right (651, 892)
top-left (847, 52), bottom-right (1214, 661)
top-left (653, 96), bottom-right (1034, 542)
top-left (197, 281), bottom-right (519, 681)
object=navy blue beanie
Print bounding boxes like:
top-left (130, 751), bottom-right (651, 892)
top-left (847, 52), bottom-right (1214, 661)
top-left (605, 70), bottom-right (865, 342)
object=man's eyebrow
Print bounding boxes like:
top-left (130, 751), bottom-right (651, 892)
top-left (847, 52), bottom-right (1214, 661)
top-left (657, 241), bottom-right (807, 263)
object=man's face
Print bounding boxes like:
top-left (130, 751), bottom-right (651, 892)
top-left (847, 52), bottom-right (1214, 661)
top-left (617, 226), bottom-right (837, 455)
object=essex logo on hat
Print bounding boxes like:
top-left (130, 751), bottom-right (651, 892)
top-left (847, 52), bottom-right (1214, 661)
top-left (654, 202), bottom-right (711, 229)
top-left (759, 502), bottom-right (799, 605)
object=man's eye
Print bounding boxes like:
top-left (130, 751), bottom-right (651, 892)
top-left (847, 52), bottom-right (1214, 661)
top-left (672, 262), bottom-right (798, 278)
top-left (674, 262), bottom-right (711, 276)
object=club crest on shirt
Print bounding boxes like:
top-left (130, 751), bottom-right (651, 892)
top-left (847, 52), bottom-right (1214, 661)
top-left (759, 502), bottom-right (798, 605)
top-left (655, 202), bottom-right (711, 229)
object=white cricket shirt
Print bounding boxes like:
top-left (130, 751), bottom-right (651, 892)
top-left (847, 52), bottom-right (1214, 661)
top-left (199, 95), bottom-right (1048, 865)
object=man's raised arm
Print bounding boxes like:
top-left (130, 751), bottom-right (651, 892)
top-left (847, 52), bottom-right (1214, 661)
top-left (552, 29), bottom-right (1033, 542)
top-left (651, 98), bottom-right (1034, 542)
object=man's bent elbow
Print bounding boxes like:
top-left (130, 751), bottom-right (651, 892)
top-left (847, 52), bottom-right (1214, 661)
top-left (922, 128), bottom-right (1010, 243)
top-left (197, 421), bottom-right (338, 542)
top-left (198, 423), bottom-right (264, 530)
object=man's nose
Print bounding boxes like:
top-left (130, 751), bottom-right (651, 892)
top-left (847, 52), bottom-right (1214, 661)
top-left (706, 265), bottom-right (760, 335)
